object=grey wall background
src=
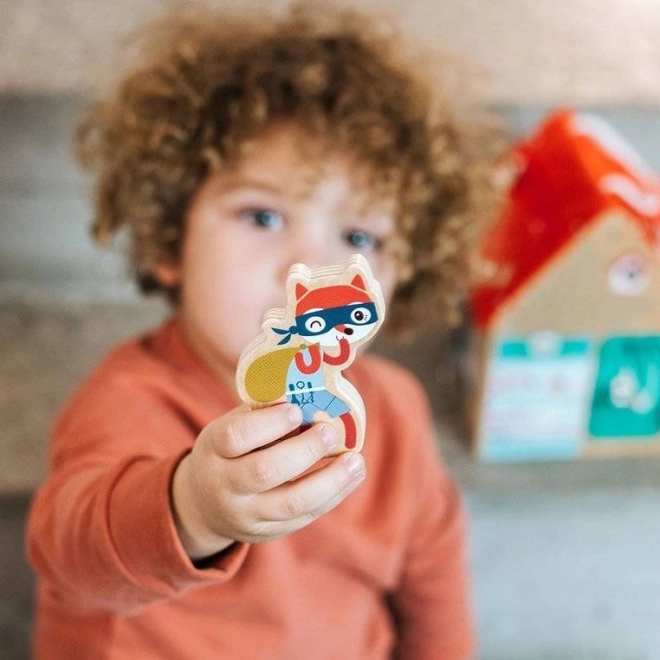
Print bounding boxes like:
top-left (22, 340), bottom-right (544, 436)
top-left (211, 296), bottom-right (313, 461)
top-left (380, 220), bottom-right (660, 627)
top-left (0, 97), bottom-right (129, 299)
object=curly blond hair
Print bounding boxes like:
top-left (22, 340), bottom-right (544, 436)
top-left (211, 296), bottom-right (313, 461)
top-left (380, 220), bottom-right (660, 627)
top-left (75, 3), bottom-right (502, 334)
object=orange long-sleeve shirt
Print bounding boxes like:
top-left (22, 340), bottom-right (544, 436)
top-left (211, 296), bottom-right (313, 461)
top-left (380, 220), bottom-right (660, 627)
top-left (26, 318), bottom-right (475, 659)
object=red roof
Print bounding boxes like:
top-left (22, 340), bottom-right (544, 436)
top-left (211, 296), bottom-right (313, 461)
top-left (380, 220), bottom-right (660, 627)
top-left (471, 109), bottom-right (660, 328)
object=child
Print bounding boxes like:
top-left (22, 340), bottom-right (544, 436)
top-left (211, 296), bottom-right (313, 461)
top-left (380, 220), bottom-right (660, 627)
top-left (26, 4), bottom-right (498, 659)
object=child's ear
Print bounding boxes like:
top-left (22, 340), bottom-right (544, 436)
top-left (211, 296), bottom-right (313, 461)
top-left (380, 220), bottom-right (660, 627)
top-left (154, 263), bottom-right (182, 287)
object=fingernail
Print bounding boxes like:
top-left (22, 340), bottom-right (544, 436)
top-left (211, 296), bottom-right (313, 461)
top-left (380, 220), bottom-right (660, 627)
top-left (343, 453), bottom-right (365, 480)
top-left (286, 404), bottom-right (302, 425)
top-left (320, 424), bottom-right (337, 450)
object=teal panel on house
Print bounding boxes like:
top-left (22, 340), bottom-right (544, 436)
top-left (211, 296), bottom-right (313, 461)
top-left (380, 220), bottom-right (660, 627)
top-left (589, 336), bottom-right (660, 439)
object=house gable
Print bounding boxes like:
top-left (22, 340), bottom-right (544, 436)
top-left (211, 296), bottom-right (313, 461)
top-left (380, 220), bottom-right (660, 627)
top-left (491, 210), bottom-right (660, 336)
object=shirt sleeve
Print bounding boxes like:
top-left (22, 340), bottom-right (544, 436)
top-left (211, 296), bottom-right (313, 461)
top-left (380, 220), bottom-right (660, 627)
top-left (26, 367), bottom-right (250, 615)
top-left (387, 372), bottom-right (476, 660)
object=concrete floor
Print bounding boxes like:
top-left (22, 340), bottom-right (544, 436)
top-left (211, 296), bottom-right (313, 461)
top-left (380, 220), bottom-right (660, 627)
top-left (464, 467), bottom-right (660, 659)
top-left (3, 298), bottom-right (660, 659)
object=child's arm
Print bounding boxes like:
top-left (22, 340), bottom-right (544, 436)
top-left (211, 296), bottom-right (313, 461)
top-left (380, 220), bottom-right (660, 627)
top-left (27, 361), bottom-right (365, 615)
top-left (171, 403), bottom-right (365, 559)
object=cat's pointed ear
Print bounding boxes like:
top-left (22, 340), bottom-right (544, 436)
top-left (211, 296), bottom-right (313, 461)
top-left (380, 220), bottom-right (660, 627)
top-left (295, 283), bottom-right (309, 299)
top-left (351, 275), bottom-right (367, 290)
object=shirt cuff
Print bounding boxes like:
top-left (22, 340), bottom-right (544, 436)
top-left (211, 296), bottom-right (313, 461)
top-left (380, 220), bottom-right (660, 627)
top-left (107, 452), bottom-right (250, 597)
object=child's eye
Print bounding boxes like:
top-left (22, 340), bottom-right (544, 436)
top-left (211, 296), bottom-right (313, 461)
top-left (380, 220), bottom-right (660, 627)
top-left (243, 208), bottom-right (284, 230)
top-left (343, 229), bottom-right (381, 251)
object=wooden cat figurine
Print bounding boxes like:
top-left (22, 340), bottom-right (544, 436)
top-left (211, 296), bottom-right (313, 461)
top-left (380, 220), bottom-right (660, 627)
top-left (236, 254), bottom-right (386, 453)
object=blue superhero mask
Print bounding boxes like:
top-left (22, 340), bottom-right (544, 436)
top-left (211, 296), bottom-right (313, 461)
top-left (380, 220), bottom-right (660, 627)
top-left (272, 302), bottom-right (378, 345)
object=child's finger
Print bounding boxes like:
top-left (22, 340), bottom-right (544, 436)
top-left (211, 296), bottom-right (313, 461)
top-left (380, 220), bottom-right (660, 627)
top-left (210, 404), bottom-right (303, 457)
top-left (258, 451), bottom-right (366, 526)
top-left (230, 423), bottom-right (338, 494)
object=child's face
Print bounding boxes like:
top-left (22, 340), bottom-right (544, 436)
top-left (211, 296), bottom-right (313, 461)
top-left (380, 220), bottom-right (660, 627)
top-left (158, 124), bottom-right (397, 383)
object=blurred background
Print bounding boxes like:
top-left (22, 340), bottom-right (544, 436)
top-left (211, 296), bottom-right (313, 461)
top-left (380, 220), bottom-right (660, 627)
top-left (2, 1), bottom-right (660, 658)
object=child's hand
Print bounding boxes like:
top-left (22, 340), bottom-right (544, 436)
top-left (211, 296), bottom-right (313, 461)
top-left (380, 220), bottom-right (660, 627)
top-left (171, 403), bottom-right (366, 560)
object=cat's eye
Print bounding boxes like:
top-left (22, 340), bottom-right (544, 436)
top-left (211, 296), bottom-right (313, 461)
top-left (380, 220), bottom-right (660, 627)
top-left (349, 307), bottom-right (372, 324)
top-left (304, 316), bottom-right (326, 333)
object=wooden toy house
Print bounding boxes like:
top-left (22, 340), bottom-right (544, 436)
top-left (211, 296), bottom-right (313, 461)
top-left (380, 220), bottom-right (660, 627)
top-left (470, 110), bottom-right (660, 461)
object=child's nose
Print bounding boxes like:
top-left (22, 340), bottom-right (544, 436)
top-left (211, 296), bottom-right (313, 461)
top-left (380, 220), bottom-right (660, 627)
top-left (298, 247), bottom-right (327, 271)
top-left (335, 325), bottom-right (353, 335)
top-left (279, 248), bottom-right (330, 284)
top-left (287, 225), bottom-right (333, 271)
top-left (279, 251), bottom-right (333, 282)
